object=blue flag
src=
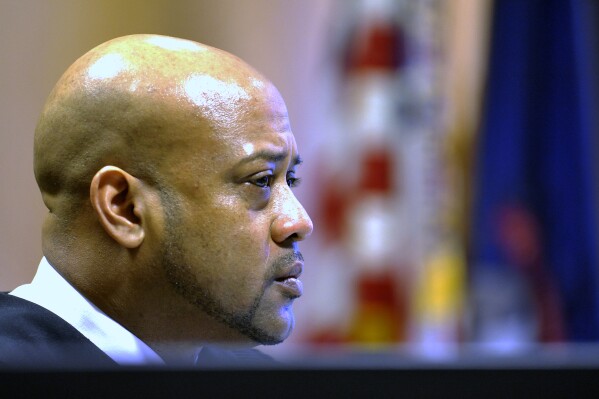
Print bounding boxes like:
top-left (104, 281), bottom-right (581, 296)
top-left (472, 0), bottom-right (599, 341)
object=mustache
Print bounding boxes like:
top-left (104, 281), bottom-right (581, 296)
top-left (269, 251), bottom-right (304, 277)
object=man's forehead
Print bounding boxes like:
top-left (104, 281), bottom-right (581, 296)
top-left (221, 125), bottom-right (298, 163)
top-left (181, 73), bottom-right (287, 120)
top-left (239, 129), bottom-right (298, 158)
top-left (173, 93), bottom-right (296, 169)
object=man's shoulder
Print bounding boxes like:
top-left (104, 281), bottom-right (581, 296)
top-left (0, 292), bottom-right (115, 367)
top-left (0, 292), bottom-right (82, 339)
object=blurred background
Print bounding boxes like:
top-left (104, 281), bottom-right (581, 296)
top-left (2, 0), bottom-right (599, 360)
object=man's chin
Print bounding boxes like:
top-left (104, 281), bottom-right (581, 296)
top-left (253, 332), bottom-right (286, 346)
top-left (245, 313), bottom-right (294, 345)
top-left (244, 325), bottom-right (292, 346)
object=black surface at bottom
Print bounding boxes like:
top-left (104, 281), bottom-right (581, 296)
top-left (1, 368), bottom-right (599, 398)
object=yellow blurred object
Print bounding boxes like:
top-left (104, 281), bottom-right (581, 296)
top-left (414, 241), bottom-right (465, 347)
top-left (349, 304), bottom-right (403, 346)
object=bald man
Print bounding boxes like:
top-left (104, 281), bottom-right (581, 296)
top-left (1, 34), bottom-right (313, 366)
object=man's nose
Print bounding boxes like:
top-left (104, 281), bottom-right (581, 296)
top-left (271, 188), bottom-right (313, 244)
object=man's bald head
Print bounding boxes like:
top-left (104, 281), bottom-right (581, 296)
top-left (34, 34), bottom-right (275, 218)
top-left (30, 35), bottom-right (312, 351)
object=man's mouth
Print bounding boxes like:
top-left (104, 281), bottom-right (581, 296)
top-left (274, 262), bottom-right (302, 282)
top-left (273, 261), bottom-right (303, 298)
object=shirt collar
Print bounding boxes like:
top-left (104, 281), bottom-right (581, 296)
top-left (10, 257), bottom-right (164, 365)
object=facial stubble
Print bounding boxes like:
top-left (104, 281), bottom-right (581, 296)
top-left (159, 196), bottom-right (295, 345)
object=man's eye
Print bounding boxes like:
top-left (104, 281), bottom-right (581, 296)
top-left (287, 176), bottom-right (302, 188)
top-left (253, 175), bottom-right (273, 188)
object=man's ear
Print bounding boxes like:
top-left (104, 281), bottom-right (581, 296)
top-left (90, 166), bottom-right (146, 249)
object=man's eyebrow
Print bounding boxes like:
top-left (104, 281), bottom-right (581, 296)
top-left (237, 150), bottom-right (303, 167)
top-left (293, 155), bottom-right (303, 167)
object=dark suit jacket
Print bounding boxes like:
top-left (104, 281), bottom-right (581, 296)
top-left (0, 293), bottom-right (115, 367)
top-left (0, 293), bottom-right (273, 368)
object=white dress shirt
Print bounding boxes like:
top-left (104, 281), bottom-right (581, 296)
top-left (10, 257), bottom-right (164, 365)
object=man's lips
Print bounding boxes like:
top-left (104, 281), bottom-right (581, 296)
top-left (274, 262), bottom-right (303, 282)
top-left (273, 262), bottom-right (303, 298)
